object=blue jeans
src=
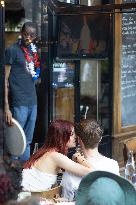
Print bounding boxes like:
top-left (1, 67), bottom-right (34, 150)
top-left (12, 105), bottom-right (37, 162)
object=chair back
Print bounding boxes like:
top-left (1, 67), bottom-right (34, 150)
top-left (123, 137), bottom-right (136, 165)
top-left (31, 185), bottom-right (62, 200)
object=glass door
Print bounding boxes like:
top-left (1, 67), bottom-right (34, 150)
top-left (80, 59), bottom-right (112, 156)
top-left (52, 60), bottom-right (75, 122)
top-left (80, 59), bottom-right (110, 133)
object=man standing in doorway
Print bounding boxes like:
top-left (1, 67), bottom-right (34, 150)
top-left (5, 22), bottom-right (40, 162)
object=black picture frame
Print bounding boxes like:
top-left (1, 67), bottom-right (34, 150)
top-left (57, 14), bottom-right (111, 59)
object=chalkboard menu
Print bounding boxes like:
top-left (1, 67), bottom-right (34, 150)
top-left (121, 0), bottom-right (136, 126)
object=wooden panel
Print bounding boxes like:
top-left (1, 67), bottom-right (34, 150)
top-left (55, 88), bottom-right (74, 122)
top-left (113, 1), bottom-right (122, 135)
top-left (31, 185), bottom-right (62, 199)
top-left (112, 0), bottom-right (136, 166)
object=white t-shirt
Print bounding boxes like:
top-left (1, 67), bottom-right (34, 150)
top-left (61, 155), bottom-right (119, 201)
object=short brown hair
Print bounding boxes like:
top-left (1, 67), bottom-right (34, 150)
top-left (75, 119), bottom-right (103, 149)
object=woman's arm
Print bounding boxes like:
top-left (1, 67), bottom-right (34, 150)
top-left (72, 152), bottom-right (90, 168)
top-left (51, 152), bottom-right (92, 177)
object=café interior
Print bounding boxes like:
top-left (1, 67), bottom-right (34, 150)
top-left (0, 0), bottom-right (136, 204)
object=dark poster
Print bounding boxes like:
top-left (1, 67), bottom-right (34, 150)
top-left (57, 14), bottom-right (111, 59)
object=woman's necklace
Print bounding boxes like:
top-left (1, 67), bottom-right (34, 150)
top-left (19, 40), bottom-right (40, 81)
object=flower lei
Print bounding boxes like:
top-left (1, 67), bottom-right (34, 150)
top-left (20, 41), bottom-right (40, 81)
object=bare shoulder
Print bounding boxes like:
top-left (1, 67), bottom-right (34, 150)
top-left (50, 151), bottom-right (66, 159)
top-left (49, 152), bottom-right (71, 164)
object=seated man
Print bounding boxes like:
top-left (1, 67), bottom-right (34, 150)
top-left (76, 170), bottom-right (136, 205)
top-left (61, 119), bottom-right (120, 201)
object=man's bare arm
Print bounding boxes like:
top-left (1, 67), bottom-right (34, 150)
top-left (5, 65), bottom-right (13, 125)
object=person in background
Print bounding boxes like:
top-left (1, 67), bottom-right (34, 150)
top-left (0, 156), bottom-right (22, 205)
top-left (5, 22), bottom-right (40, 162)
top-left (61, 119), bottom-right (120, 201)
top-left (76, 170), bottom-right (136, 205)
top-left (22, 119), bottom-right (92, 192)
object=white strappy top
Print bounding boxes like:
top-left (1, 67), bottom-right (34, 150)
top-left (22, 167), bottom-right (57, 192)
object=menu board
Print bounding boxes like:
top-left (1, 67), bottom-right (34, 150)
top-left (121, 0), bottom-right (136, 126)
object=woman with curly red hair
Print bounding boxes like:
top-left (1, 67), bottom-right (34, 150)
top-left (22, 119), bottom-right (91, 192)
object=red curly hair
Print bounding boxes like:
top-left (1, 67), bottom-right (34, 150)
top-left (24, 119), bottom-right (74, 168)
